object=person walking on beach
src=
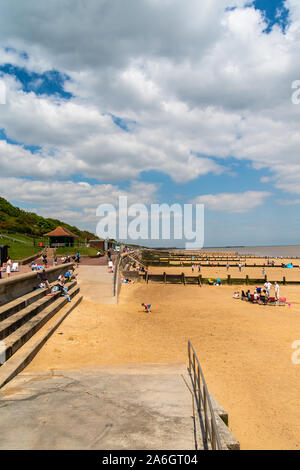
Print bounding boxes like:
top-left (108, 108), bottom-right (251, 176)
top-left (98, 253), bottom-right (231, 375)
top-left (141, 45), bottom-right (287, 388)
top-left (262, 267), bottom-right (265, 276)
top-left (226, 262), bottom-right (229, 272)
top-left (238, 263), bottom-right (242, 273)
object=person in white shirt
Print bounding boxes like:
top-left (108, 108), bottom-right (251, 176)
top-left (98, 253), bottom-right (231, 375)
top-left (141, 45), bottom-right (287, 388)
top-left (275, 282), bottom-right (280, 300)
top-left (108, 260), bottom-right (114, 273)
top-left (6, 257), bottom-right (12, 277)
top-left (264, 281), bottom-right (272, 296)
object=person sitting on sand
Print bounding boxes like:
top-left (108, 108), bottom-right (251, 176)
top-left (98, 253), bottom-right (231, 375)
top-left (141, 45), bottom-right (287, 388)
top-left (260, 290), bottom-right (268, 304)
top-left (141, 303), bottom-right (151, 313)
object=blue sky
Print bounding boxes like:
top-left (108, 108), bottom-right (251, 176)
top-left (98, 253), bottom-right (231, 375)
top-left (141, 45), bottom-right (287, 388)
top-left (0, 0), bottom-right (300, 247)
top-left (254, 0), bottom-right (290, 32)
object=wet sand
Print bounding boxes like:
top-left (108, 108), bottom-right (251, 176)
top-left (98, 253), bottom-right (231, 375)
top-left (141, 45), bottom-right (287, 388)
top-left (25, 280), bottom-right (300, 450)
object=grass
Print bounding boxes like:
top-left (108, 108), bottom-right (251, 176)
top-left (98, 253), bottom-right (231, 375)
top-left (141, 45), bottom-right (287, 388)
top-left (0, 232), bottom-right (100, 260)
top-left (0, 236), bottom-right (42, 260)
top-left (55, 246), bottom-right (99, 256)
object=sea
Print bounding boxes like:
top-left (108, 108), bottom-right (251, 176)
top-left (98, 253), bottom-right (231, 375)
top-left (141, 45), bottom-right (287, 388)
top-left (202, 245), bottom-right (300, 258)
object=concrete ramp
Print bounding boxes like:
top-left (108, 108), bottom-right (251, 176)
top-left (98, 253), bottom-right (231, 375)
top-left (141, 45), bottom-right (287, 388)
top-left (0, 363), bottom-right (198, 450)
top-left (77, 266), bottom-right (115, 304)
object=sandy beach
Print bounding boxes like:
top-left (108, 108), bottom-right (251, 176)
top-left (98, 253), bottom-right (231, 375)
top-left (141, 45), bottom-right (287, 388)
top-left (25, 273), bottom-right (300, 450)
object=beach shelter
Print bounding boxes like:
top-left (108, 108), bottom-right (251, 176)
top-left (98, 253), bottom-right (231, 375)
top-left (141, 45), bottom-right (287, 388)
top-left (44, 226), bottom-right (79, 248)
top-left (286, 263), bottom-right (294, 269)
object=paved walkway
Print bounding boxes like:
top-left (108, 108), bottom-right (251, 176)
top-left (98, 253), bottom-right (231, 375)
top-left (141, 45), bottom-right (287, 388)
top-left (77, 265), bottom-right (115, 304)
top-left (0, 363), bottom-right (198, 450)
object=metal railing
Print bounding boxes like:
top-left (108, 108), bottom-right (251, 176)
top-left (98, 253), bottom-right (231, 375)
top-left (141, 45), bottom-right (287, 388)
top-left (188, 340), bottom-right (222, 450)
top-left (124, 253), bottom-right (146, 268)
top-left (113, 249), bottom-right (142, 299)
top-left (113, 253), bottom-right (121, 297)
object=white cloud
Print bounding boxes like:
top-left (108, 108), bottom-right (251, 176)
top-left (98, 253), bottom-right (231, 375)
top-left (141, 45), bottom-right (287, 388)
top-left (0, 177), bottom-right (160, 232)
top-left (0, 0), bottom-right (300, 217)
top-left (193, 191), bottom-right (271, 213)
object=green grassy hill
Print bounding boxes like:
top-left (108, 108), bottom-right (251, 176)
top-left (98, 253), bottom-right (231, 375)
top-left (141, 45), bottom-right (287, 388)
top-left (0, 234), bottom-right (43, 260)
top-left (0, 197), bottom-right (99, 260)
top-left (0, 197), bottom-right (96, 241)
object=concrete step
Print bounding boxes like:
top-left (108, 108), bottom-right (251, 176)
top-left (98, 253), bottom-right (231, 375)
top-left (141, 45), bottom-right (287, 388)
top-left (0, 277), bottom-right (77, 324)
top-left (0, 284), bottom-right (80, 364)
top-left (0, 295), bottom-right (83, 390)
top-left (0, 284), bottom-right (56, 323)
top-left (0, 281), bottom-right (77, 340)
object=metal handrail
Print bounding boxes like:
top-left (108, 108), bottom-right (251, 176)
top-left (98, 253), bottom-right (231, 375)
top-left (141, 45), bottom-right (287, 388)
top-left (187, 340), bottom-right (222, 450)
top-left (125, 253), bottom-right (146, 268)
top-left (113, 253), bottom-right (121, 297)
top-left (113, 250), bottom-right (135, 297)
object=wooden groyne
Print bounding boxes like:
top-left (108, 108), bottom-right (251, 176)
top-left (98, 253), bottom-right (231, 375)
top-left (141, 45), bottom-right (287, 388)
top-left (142, 250), bottom-right (300, 267)
top-left (144, 261), bottom-right (300, 268)
top-left (142, 272), bottom-right (300, 286)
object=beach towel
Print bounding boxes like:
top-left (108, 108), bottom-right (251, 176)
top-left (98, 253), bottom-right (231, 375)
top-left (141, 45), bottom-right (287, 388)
top-left (268, 297), bottom-right (276, 306)
top-left (279, 297), bottom-right (287, 306)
